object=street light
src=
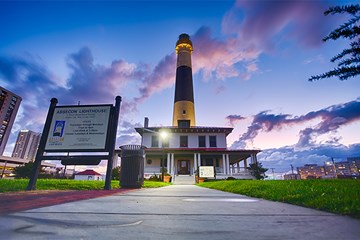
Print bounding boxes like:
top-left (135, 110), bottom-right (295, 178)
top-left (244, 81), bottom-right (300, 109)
top-left (141, 128), bottom-right (170, 181)
top-left (160, 131), bottom-right (168, 140)
top-left (160, 130), bottom-right (169, 181)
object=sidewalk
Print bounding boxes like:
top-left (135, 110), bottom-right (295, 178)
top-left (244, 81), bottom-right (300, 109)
top-left (0, 189), bottom-right (131, 215)
top-left (1, 185), bottom-right (359, 239)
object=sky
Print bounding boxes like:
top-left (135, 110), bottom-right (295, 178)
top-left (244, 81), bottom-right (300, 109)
top-left (1, 0), bottom-right (359, 175)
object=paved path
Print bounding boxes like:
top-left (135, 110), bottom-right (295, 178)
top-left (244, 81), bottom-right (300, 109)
top-left (1, 185), bottom-right (359, 239)
top-left (0, 189), bottom-right (130, 215)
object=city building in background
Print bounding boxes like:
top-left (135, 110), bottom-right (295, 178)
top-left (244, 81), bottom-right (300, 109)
top-left (0, 87), bottom-right (22, 155)
top-left (297, 164), bottom-right (325, 180)
top-left (283, 173), bottom-right (301, 180)
top-left (297, 158), bottom-right (360, 179)
top-left (12, 130), bottom-right (41, 161)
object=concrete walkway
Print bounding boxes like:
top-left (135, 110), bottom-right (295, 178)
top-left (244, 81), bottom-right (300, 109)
top-left (172, 175), bottom-right (195, 185)
top-left (1, 185), bottom-right (359, 239)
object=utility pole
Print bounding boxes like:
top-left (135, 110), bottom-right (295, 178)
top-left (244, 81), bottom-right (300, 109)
top-left (332, 157), bottom-right (338, 179)
top-left (290, 164), bottom-right (294, 174)
top-left (270, 168), bottom-right (275, 180)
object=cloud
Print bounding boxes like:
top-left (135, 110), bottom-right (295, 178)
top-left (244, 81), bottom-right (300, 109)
top-left (133, 53), bottom-right (176, 104)
top-left (116, 120), bottom-right (142, 147)
top-left (231, 98), bottom-right (360, 149)
top-left (259, 143), bottom-right (360, 173)
top-left (0, 47), bottom-right (152, 155)
top-left (188, 0), bottom-right (337, 84)
top-left (223, 0), bottom-right (336, 51)
top-left (192, 26), bottom-right (261, 82)
top-left (0, 54), bottom-right (64, 132)
top-left (66, 46), bottom-right (147, 105)
top-left (226, 114), bottom-right (246, 126)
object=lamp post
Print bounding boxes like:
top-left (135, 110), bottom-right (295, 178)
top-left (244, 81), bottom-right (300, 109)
top-left (160, 131), bottom-right (168, 181)
top-left (141, 128), bottom-right (169, 181)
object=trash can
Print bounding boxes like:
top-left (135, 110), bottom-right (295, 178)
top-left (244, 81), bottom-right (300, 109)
top-left (120, 145), bottom-right (145, 188)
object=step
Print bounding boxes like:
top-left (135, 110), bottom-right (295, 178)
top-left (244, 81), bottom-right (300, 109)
top-left (173, 175), bottom-right (195, 185)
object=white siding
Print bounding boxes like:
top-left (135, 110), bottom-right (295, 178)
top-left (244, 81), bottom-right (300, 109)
top-left (141, 132), bottom-right (227, 148)
top-left (75, 175), bottom-right (103, 180)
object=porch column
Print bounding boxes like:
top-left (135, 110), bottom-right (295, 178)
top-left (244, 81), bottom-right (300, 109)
top-left (244, 158), bottom-right (248, 172)
top-left (167, 153), bottom-right (171, 173)
top-left (222, 154), bottom-right (226, 174)
top-left (170, 153), bottom-right (174, 174)
top-left (194, 153), bottom-right (197, 173)
top-left (251, 154), bottom-right (258, 164)
top-left (197, 153), bottom-right (201, 166)
top-left (226, 154), bottom-right (230, 176)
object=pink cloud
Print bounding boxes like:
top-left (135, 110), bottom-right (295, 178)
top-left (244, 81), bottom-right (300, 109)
top-left (192, 26), bottom-right (261, 81)
top-left (223, 0), bottom-right (336, 52)
top-left (134, 53), bottom-right (176, 104)
top-left (230, 98), bottom-right (360, 149)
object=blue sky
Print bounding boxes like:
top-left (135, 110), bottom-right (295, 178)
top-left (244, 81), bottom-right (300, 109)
top-left (1, 0), bottom-right (359, 174)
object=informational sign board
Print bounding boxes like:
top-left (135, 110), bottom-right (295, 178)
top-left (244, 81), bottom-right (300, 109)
top-left (199, 166), bottom-right (215, 178)
top-left (45, 105), bottom-right (111, 151)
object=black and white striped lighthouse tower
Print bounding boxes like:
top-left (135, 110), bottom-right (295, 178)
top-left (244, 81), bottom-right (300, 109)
top-left (172, 33), bottom-right (196, 127)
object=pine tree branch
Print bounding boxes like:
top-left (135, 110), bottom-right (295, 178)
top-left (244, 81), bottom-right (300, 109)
top-left (310, 4), bottom-right (360, 82)
top-left (324, 5), bottom-right (360, 16)
top-left (337, 57), bottom-right (360, 67)
top-left (323, 25), bottom-right (360, 41)
top-left (309, 66), bottom-right (360, 81)
top-left (331, 45), bottom-right (360, 62)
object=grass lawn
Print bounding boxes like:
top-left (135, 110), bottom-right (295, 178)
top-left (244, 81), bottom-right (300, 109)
top-left (0, 179), bottom-right (170, 192)
top-left (198, 179), bottom-right (360, 218)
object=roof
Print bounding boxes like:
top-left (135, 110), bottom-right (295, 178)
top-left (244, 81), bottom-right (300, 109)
top-left (76, 169), bottom-right (102, 176)
top-left (116, 147), bottom-right (261, 164)
top-left (135, 126), bottom-right (234, 136)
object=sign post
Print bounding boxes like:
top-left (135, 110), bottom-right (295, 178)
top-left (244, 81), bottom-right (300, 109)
top-left (27, 96), bottom-right (121, 190)
top-left (104, 96), bottom-right (121, 190)
top-left (27, 98), bottom-right (58, 190)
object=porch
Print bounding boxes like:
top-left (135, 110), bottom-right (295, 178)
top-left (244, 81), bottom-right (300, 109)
top-left (143, 148), bottom-right (260, 180)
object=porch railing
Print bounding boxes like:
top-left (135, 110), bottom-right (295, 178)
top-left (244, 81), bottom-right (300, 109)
top-left (145, 166), bottom-right (250, 176)
top-left (144, 166), bottom-right (161, 175)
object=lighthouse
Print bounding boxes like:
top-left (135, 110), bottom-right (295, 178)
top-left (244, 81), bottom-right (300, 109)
top-left (172, 33), bottom-right (196, 127)
top-left (134, 33), bottom-right (260, 181)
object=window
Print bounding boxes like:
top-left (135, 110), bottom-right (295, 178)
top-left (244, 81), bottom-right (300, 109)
top-left (162, 138), bottom-right (169, 148)
top-left (151, 135), bottom-right (159, 147)
top-left (205, 159), bottom-right (213, 166)
top-left (178, 120), bottom-right (190, 128)
top-left (198, 136), bottom-right (206, 147)
top-left (180, 136), bottom-right (188, 147)
top-left (209, 136), bottom-right (217, 147)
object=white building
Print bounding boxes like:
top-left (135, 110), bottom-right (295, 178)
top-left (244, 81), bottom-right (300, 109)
top-left (130, 34), bottom-right (260, 181)
top-left (0, 87), bottom-right (22, 155)
top-left (75, 169), bottom-right (104, 181)
top-left (12, 130), bottom-right (41, 161)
